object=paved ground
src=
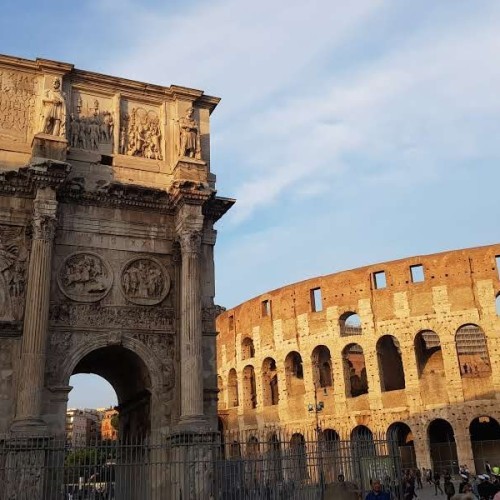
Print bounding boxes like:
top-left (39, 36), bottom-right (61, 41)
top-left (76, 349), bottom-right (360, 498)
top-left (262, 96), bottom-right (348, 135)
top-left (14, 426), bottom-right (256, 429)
top-left (411, 481), bottom-right (459, 500)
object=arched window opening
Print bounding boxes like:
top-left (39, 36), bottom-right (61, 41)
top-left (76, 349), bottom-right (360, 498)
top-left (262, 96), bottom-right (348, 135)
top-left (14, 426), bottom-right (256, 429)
top-left (241, 337), bottom-right (255, 360)
top-left (387, 422), bottom-right (416, 470)
top-left (246, 435), bottom-right (262, 486)
top-left (414, 330), bottom-right (442, 377)
top-left (312, 345), bottom-right (333, 388)
top-left (217, 417), bottom-right (226, 458)
top-left (243, 365), bottom-right (257, 409)
top-left (428, 419), bottom-right (458, 474)
top-left (456, 324), bottom-right (491, 378)
top-left (262, 357), bottom-right (279, 406)
top-left (285, 351), bottom-right (305, 397)
top-left (469, 416), bottom-right (500, 473)
top-left (267, 433), bottom-right (283, 483)
top-left (414, 330), bottom-right (447, 405)
top-left (290, 433), bottom-right (308, 480)
top-left (342, 344), bottom-right (368, 398)
top-left (217, 375), bottom-right (226, 409)
top-left (322, 429), bottom-right (340, 484)
top-left (228, 368), bottom-right (239, 407)
top-left (377, 335), bottom-right (405, 392)
top-left (247, 435), bottom-right (260, 457)
top-left (340, 312), bottom-right (362, 336)
top-left (496, 294), bottom-right (500, 316)
top-left (351, 425), bottom-right (376, 483)
top-left (229, 440), bottom-right (242, 458)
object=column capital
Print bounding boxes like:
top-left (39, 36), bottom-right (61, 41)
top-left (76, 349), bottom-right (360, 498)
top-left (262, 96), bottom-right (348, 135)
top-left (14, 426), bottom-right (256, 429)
top-left (178, 229), bottom-right (202, 255)
top-left (32, 188), bottom-right (58, 241)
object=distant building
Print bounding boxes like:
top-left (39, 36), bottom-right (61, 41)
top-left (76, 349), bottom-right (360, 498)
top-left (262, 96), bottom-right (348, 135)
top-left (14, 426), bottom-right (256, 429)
top-left (100, 408), bottom-right (119, 441)
top-left (66, 408), bottom-right (102, 447)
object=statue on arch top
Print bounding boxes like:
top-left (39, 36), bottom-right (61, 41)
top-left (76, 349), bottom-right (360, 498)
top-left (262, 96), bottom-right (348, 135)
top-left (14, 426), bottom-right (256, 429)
top-left (178, 107), bottom-right (201, 160)
top-left (39, 77), bottom-right (67, 137)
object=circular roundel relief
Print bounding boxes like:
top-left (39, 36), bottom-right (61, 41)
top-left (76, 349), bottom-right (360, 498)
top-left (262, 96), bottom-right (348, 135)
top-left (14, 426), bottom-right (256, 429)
top-left (57, 252), bottom-right (113, 303)
top-left (120, 257), bottom-right (170, 306)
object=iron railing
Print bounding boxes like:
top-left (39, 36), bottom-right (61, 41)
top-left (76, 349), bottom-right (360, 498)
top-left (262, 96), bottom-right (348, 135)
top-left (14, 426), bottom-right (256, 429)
top-left (0, 429), bottom-right (406, 499)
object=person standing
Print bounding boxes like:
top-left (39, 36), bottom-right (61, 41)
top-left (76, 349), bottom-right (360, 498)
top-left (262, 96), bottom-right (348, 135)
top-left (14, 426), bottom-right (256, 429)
top-left (416, 469), bottom-right (423, 490)
top-left (365, 479), bottom-right (391, 500)
top-left (434, 471), bottom-right (444, 495)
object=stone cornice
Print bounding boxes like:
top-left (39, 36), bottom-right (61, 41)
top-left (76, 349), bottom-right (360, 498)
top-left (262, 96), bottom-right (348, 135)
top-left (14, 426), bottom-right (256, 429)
top-left (58, 182), bottom-right (175, 214)
top-left (0, 161), bottom-right (71, 197)
top-left (203, 196), bottom-right (235, 223)
top-left (170, 180), bottom-right (213, 208)
top-left (0, 54), bottom-right (220, 111)
top-left (0, 167), bottom-right (176, 213)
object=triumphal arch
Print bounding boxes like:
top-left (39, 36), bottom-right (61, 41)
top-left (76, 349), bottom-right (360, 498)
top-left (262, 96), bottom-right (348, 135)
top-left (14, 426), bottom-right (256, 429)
top-left (0, 53), bottom-right (233, 446)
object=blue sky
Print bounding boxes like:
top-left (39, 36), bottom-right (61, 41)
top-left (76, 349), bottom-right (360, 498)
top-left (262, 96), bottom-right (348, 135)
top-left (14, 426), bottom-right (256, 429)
top-left (2, 1), bottom-right (499, 408)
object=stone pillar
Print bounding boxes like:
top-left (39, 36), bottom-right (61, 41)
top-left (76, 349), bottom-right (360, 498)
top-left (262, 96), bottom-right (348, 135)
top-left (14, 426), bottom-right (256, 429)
top-left (177, 222), bottom-right (205, 429)
top-left (455, 430), bottom-right (476, 473)
top-left (11, 187), bottom-right (57, 434)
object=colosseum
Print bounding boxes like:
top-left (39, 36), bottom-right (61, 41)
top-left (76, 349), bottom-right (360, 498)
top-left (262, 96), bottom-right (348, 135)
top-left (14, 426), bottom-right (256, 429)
top-left (216, 244), bottom-right (500, 474)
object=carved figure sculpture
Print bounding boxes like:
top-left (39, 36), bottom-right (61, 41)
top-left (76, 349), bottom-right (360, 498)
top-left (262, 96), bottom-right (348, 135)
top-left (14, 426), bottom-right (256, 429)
top-left (58, 253), bottom-right (112, 303)
top-left (120, 108), bottom-right (163, 160)
top-left (0, 226), bottom-right (27, 321)
top-left (179, 107), bottom-right (201, 159)
top-left (40, 77), bottom-right (66, 136)
top-left (121, 258), bottom-right (170, 305)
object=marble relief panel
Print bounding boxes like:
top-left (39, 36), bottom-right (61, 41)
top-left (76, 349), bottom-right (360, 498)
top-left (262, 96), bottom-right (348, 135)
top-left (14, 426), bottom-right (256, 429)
top-left (69, 90), bottom-right (114, 154)
top-left (0, 69), bottom-right (38, 143)
top-left (120, 101), bottom-right (163, 160)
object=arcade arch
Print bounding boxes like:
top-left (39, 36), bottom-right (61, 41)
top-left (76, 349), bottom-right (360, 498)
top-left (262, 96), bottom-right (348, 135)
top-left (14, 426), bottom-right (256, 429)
top-left (428, 419), bottom-right (458, 473)
top-left (340, 312), bottom-right (362, 336)
top-left (241, 337), bottom-right (255, 360)
top-left (262, 357), bottom-right (279, 406)
top-left (217, 375), bottom-right (225, 409)
top-left (290, 433), bottom-right (308, 480)
top-left (70, 345), bottom-right (152, 440)
top-left (414, 330), bottom-right (447, 404)
top-left (342, 343), bottom-right (368, 398)
top-left (243, 365), bottom-right (257, 409)
top-left (311, 345), bottom-right (333, 389)
top-left (322, 429), bottom-right (340, 483)
top-left (456, 324), bottom-right (493, 400)
top-left (469, 416), bottom-right (500, 473)
top-left (285, 351), bottom-right (305, 397)
top-left (228, 368), bottom-right (239, 407)
top-left (387, 422), bottom-right (416, 469)
top-left (377, 335), bottom-right (405, 392)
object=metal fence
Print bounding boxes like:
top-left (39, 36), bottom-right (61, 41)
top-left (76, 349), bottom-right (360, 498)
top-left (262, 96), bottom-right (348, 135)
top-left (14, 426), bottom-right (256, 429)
top-left (0, 429), bottom-right (404, 500)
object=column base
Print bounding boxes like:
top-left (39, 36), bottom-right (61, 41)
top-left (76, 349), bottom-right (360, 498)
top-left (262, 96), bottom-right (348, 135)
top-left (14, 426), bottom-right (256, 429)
top-left (10, 417), bottom-right (48, 437)
top-left (176, 414), bottom-right (209, 433)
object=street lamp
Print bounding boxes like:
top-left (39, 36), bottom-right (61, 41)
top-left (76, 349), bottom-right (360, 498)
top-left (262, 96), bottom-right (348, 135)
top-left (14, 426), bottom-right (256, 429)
top-left (308, 382), bottom-right (326, 499)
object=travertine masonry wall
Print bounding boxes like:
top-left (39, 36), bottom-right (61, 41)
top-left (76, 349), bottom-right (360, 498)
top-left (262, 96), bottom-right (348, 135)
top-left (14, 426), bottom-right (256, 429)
top-left (217, 244), bottom-right (500, 470)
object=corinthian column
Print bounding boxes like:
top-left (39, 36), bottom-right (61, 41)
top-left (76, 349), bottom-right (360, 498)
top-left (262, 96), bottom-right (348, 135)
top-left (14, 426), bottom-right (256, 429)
top-left (12, 187), bottom-right (57, 434)
top-left (177, 227), bottom-right (205, 428)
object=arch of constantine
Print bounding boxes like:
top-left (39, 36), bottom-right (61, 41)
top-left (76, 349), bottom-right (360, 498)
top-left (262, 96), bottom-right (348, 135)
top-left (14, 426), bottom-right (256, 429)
top-left (217, 244), bottom-right (500, 473)
top-left (0, 54), bottom-right (233, 498)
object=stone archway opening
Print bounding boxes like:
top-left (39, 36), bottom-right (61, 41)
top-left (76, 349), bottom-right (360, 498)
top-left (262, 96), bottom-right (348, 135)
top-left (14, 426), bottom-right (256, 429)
top-left (470, 416), bottom-right (500, 473)
top-left (342, 344), bottom-right (368, 398)
top-left (414, 330), bottom-right (447, 405)
top-left (262, 357), bottom-right (279, 406)
top-left (67, 373), bottom-right (117, 445)
top-left (377, 335), bottom-right (405, 392)
top-left (70, 345), bottom-right (152, 441)
top-left (456, 324), bottom-right (493, 401)
top-left (387, 422), bottom-right (416, 470)
top-left (428, 419), bottom-right (458, 473)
